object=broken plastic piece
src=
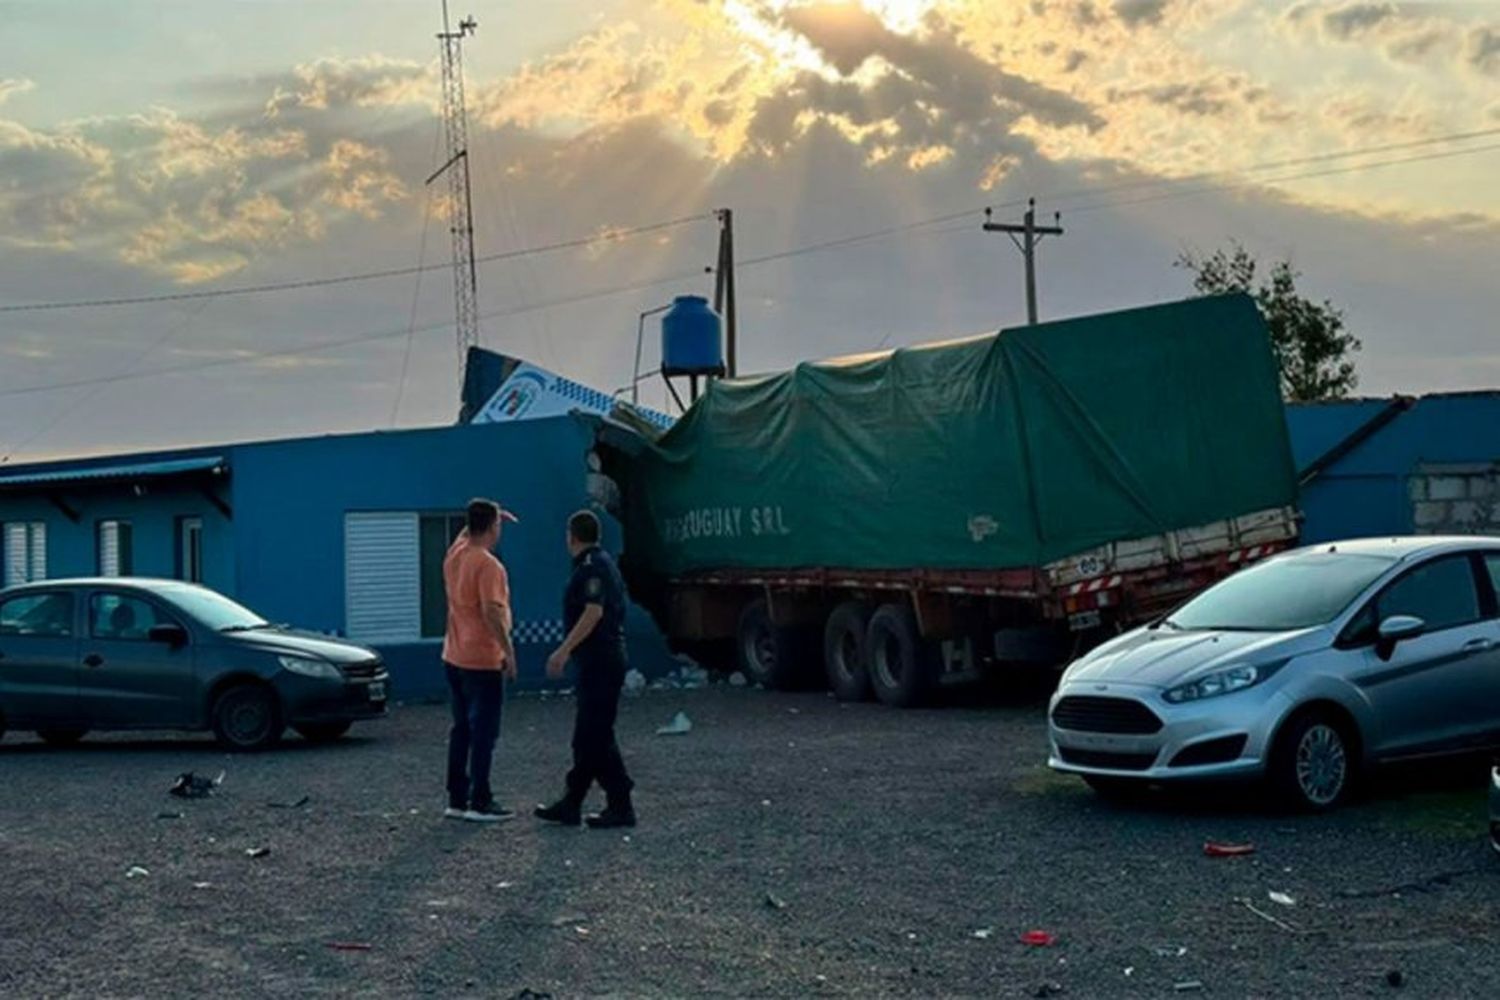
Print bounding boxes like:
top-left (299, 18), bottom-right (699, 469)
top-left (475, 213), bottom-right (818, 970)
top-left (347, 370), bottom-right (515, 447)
top-left (972, 928), bottom-right (994, 940)
top-left (1020, 930), bottom-right (1057, 947)
top-left (765, 892), bottom-right (788, 911)
top-left (655, 711), bottom-right (693, 736)
top-left (1174, 982), bottom-right (1204, 993)
top-left (1268, 891), bottom-right (1296, 907)
top-left (126, 866), bottom-right (150, 879)
top-left (169, 771), bottom-right (223, 799)
top-left (1203, 841), bottom-right (1255, 857)
top-left (245, 846), bottom-right (272, 859)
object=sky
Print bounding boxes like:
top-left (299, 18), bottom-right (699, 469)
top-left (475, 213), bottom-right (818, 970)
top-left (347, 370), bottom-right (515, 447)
top-left (0, 0), bottom-right (1497, 462)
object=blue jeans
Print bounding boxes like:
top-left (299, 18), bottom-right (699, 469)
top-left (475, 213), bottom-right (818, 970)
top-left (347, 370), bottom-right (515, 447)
top-left (445, 664), bottom-right (505, 810)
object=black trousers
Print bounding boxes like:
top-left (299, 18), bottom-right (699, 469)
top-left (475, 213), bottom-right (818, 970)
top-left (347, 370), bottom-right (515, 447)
top-left (565, 656), bottom-right (633, 806)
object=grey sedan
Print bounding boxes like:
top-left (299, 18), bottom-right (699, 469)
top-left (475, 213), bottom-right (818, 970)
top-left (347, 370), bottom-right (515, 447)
top-left (0, 578), bottom-right (387, 750)
top-left (1049, 537), bottom-right (1500, 811)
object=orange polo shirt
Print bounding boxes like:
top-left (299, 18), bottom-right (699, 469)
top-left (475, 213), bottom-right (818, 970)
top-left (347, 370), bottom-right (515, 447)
top-left (441, 537), bottom-right (511, 671)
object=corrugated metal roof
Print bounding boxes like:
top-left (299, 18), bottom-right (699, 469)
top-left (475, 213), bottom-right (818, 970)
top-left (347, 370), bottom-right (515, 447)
top-left (0, 455), bottom-right (226, 490)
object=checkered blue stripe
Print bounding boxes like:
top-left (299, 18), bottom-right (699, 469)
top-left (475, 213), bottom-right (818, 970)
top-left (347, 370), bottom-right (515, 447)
top-left (513, 619), bottom-right (566, 645)
top-left (552, 373), bottom-right (674, 429)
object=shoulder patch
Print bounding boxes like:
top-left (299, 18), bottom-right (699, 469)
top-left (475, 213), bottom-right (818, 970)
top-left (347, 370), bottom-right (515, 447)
top-left (586, 575), bottom-right (603, 599)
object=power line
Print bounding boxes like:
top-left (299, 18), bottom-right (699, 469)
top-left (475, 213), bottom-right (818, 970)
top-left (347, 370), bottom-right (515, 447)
top-left (0, 213), bottom-right (712, 314)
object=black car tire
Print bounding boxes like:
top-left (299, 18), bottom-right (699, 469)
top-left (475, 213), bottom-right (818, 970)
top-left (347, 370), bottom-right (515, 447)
top-left (735, 599), bottom-right (815, 690)
top-left (37, 728), bottom-right (88, 747)
top-left (865, 602), bottom-right (937, 708)
top-left (294, 721), bottom-right (352, 744)
top-left (823, 601), bottom-right (873, 702)
top-left (212, 683), bottom-right (284, 752)
top-left (1268, 709), bottom-right (1357, 812)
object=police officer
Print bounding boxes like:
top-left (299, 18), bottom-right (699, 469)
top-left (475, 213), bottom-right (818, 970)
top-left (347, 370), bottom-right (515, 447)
top-left (535, 509), bottom-right (636, 829)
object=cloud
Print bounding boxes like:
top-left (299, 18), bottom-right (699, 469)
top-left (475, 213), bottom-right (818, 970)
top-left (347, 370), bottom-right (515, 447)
top-left (0, 78), bottom-right (35, 105)
top-left (1469, 25), bottom-right (1500, 76)
top-left (263, 55), bottom-right (434, 117)
top-left (1284, 1), bottom-right (1499, 79)
top-left (1112, 0), bottom-right (1172, 28)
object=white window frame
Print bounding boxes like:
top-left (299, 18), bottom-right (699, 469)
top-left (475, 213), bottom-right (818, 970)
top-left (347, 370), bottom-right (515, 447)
top-left (344, 512), bottom-right (422, 643)
top-left (4, 522), bottom-right (47, 587)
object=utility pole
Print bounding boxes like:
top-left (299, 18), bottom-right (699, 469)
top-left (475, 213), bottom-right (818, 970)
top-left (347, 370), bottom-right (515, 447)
top-left (713, 208), bottom-right (737, 377)
top-left (983, 198), bottom-right (1063, 325)
top-left (427, 1), bottom-right (480, 383)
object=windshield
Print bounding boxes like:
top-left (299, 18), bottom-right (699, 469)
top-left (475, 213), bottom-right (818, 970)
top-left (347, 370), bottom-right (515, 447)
top-left (155, 584), bottom-right (269, 632)
top-left (1166, 550), bottom-right (1397, 632)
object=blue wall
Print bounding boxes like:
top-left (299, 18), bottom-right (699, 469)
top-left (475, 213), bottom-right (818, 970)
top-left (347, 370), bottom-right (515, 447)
top-left (1287, 393), bottom-right (1500, 543)
top-left (0, 418), bottom-right (678, 702)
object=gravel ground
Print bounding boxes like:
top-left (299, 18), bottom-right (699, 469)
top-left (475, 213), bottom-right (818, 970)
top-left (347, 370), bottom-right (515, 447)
top-left (1, 683), bottom-right (1498, 999)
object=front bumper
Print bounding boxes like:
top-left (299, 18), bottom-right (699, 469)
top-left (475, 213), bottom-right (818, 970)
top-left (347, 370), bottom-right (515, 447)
top-left (1047, 680), bottom-right (1288, 783)
top-left (280, 671), bottom-right (390, 725)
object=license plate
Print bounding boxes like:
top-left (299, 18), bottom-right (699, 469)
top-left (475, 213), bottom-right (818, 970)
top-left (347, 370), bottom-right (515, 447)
top-left (1067, 610), bottom-right (1102, 632)
top-left (368, 681), bottom-right (386, 701)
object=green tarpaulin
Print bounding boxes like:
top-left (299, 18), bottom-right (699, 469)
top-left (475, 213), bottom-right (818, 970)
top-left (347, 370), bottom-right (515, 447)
top-left (623, 294), bottom-right (1298, 576)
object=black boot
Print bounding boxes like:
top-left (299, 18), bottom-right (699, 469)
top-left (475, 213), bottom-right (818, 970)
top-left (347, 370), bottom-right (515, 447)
top-left (586, 794), bottom-right (636, 829)
top-left (534, 796), bottom-right (582, 826)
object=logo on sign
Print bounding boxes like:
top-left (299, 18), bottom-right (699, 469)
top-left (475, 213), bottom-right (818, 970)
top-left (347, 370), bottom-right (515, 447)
top-left (967, 515), bottom-right (998, 542)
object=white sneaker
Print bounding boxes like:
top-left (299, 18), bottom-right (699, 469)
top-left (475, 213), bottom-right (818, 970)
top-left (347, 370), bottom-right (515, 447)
top-left (443, 806), bottom-right (467, 820)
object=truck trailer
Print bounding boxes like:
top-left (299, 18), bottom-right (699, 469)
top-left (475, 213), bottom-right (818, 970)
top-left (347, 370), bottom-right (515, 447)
top-left (595, 294), bottom-right (1301, 706)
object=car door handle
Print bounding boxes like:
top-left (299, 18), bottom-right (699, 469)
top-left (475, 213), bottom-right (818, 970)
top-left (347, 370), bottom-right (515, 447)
top-left (83, 654), bottom-right (104, 668)
top-left (1463, 638), bottom-right (1495, 652)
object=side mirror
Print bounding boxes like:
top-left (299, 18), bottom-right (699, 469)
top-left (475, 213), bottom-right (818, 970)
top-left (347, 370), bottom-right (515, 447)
top-left (148, 623), bottom-right (188, 648)
top-left (1375, 615), bottom-right (1424, 660)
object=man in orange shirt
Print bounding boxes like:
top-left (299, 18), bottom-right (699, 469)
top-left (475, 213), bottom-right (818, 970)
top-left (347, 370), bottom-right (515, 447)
top-left (442, 498), bottom-right (518, 823)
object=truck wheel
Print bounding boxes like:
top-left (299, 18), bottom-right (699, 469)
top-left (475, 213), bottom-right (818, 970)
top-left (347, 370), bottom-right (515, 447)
top-left (736, 599), bottom-right (814, 690)
top-left (823, 601), bottom-right (873, 702)
top-left (212, 682), bottom-right (284, 752)
top-left (866, 603), bottom-right (937, 708)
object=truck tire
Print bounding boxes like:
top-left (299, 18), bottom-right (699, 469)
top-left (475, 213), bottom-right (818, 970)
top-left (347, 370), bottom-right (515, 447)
top-left (823, 601), bottom-right (873, 702)
top-left (736, 599), bottom-right (814, 690)
top-left (866, 602), bottom-right (937, 708)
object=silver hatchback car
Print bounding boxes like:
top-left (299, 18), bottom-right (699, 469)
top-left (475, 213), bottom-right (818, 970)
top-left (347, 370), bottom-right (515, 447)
top-left (1049, 537), bottom-right (1500, 811)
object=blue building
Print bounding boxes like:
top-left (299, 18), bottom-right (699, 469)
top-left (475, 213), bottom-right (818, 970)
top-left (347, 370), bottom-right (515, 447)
top-left (0, 417), bottom-right (676, 700)
top-left (1286, 392), bottom-right (1500, 543)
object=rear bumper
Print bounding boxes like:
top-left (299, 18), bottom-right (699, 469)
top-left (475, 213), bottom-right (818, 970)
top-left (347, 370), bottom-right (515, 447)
top-left (280, 672), bottom-right (389, 725)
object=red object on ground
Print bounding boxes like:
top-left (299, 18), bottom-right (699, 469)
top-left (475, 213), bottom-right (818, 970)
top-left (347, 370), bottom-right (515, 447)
top-left (1203, 841), bottom-right (1256, 857)
top-left (326, 942), bottom-right (374, 952)
top-left (1020, 930), bottom-right (1058, 947)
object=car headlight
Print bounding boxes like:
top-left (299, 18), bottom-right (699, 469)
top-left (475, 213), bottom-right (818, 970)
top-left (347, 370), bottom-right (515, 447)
top-left (278, 654), bottom-right (342, 681)
top-left (1163, 664), bottom-right (1262, 704)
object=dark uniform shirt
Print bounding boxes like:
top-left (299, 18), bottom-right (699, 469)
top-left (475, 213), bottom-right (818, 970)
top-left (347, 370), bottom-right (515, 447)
top-left (564, 545), bottom-right (626, 667)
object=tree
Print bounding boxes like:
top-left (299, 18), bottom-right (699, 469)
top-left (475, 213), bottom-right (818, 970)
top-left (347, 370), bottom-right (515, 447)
top-left (1176, 243), bottom-right (1360, 402)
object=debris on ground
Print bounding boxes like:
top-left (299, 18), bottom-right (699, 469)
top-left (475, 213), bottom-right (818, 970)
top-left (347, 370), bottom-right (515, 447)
top-left (1268, 891), bottom-right (1296, 907)
top-left (1153, 946), bottom-right (1188, 958)
top-left (1385, 969), bottom-right (1405, 988)
top-left (1203, 840), bottom-right (1255, 857)
top-left (1020, 930), bottom-right (1057, 947)
top-left (728, 672), bottom-right (748, 687)
top-left (1123, 966), bottom-right (1134, 978)
top-left (548, 915), bottom-right (588, 928)
top-left (1238, 896), bottom-right (1301, 933)
top-left (1336, 868), bottom-right (1480, 900)
top-left (126, 866), bottom-right (150, 879)
top-left (156, 811), bottom-right (183, 821)
top-left (245, 846), bottom-right (272, 859)
top-left (326, 942), bottom-right (373, 952)
top-left (269, 795), bottom-right (311, 810)
top-left (507, 990), bottom-right (554, 1000)
top-left (624, 669), bottom-right (646, 694)
top-left (764, 891), bottom-right (788, 911)
top-left (972, 927), bottom-right (994, 939)
top-left (168, 771), bottom-right (224, 799)
top-left (191, 882), bottom-right (213, 890)
top-left (1033, 981), bottom-right (1065, 997)
top-left (656, 711), bottom-right (693, 736)
top-left (1174, 981), bottom-right (1204, 993)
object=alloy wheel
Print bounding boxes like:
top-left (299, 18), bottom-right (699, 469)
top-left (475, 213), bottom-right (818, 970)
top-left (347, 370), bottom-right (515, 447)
top-left (1294, 723), bottom-right (1347, 806)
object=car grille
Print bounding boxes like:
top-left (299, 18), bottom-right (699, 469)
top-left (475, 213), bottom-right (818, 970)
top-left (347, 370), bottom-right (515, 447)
top-left (342, 660), bottom-right (383, 679)
top-left (1052, 696), bottom-right (1163, 734)
top-left (1057, 747), bottom-right (1158, 771)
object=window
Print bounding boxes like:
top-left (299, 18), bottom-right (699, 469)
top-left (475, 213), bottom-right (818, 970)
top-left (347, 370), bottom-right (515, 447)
top-left (1485, 555), bottom-right (1500, 615)
top-left (97, 520), bottom-right (134, 577)
top-left (420, 513), bottom-right (467, 638)
top-left (1168, 550), bottom-right (1396, 632)
top-left (89, 593), bottom-right (169, 641)
top-left (3, 522), bottom-right (47, 586)
top-left (0, 592), bottom-right (74, 638)
top-left (344, 512), bottom-right (421, 642)
top-left (1373, 556), bottom-right (1482, 634)
top-left (177, 517), bottom-right (204, 583)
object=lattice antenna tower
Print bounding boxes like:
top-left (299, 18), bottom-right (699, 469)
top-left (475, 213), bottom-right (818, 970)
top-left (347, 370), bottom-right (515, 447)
top-left (426, 1), bottom-right (480, 380)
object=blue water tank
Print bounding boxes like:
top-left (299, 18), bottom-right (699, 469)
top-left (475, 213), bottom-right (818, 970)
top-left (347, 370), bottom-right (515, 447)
top-left (661, 295), bottom-right (725, 377)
